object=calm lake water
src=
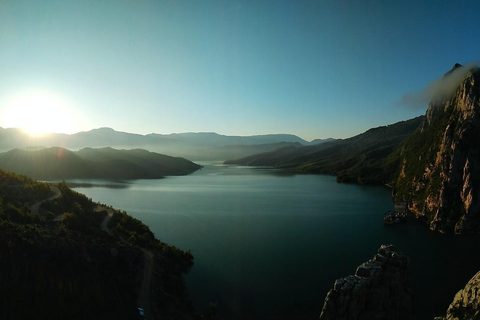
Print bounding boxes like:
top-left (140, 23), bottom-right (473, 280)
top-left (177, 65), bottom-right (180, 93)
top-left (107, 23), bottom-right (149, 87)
top-left (70, 163), bottom-right (480, 319)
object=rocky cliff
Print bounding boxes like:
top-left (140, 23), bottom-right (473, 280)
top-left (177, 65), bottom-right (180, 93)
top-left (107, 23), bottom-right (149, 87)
top-left (434, 271), bottom-right (480, 320)
top-left (394, 63), bottom-right (480, 234)
top-left (319, 245), bottom-right (414, 320)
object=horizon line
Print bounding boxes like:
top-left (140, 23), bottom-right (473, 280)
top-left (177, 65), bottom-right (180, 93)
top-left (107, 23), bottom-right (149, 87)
top-left (0, 125), bottom-right (337, 142)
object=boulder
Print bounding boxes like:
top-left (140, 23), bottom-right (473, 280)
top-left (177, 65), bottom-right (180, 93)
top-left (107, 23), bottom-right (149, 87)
top-left (319, 244), bottom-right (414, 320)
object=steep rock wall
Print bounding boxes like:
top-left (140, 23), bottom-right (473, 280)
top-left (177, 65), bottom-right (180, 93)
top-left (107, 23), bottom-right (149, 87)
top-left (394, 64), bottom-right (480, 233)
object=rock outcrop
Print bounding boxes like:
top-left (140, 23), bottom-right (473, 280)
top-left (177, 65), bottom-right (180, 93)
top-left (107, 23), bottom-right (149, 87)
top-left (434, 271), bottom-right (480, 320)
top-left (319, 245), bottom-right (414, 320)
top-left (394, 63), bottom-right (480, 234)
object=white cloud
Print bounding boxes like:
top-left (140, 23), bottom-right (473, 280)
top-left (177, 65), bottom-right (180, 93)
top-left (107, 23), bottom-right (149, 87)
top-left (400, 61), bottom-right (479, 108)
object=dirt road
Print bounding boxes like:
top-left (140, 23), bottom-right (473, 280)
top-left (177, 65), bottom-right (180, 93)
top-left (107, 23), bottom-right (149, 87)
top-left (97, 205), bottom-right (114, 234)
top-left (30, 185), bottom-right (61, 215)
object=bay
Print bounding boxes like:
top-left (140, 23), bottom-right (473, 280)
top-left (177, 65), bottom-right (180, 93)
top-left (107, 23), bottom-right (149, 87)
top-left (71, 163), bottom-right (480, 320)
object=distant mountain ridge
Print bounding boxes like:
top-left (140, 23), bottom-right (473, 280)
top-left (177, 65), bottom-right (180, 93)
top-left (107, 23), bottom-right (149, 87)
top-left (0, 128), bottom-right (332, 161)
top-left (0, 147), bottom-right (201, 180)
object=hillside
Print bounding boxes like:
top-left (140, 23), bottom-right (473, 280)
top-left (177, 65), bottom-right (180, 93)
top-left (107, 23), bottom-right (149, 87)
top-left (0, 170), bottom-right (194, 319)
top-left (394, 64), bottom-right (480, 234)
top-left (226, 116), bottom-right (424, 185)
top-left (0, 147), bottom-right (201, 180)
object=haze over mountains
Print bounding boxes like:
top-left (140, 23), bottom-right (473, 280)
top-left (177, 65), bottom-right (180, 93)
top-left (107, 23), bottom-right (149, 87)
top-left (0, 127), bottom-right (334, 161)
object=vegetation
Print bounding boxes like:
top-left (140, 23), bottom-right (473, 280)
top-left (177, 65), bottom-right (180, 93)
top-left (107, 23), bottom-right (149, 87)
top-left (0, 146), bottom-right (201, 180)
top-left (227, 116), bottom-right (425, 185)
top-left (393, 106), bottom-right (457, 216)
top-left (393, 97), bottom-right (480, 231)
top-left (389, 65), bottom-right (480, 233)
top-left (0, 169), bottom-right (195, 319)
top-left (0, 170), bottom-right (52, 206)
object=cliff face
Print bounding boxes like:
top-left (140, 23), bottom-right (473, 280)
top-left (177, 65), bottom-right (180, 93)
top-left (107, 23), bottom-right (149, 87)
top-left (319, 245), bottom-right (414, 320)
top-left (435, 271), bottom-right (480, 320)
top-left (394, 64), bottom-right (480, 234)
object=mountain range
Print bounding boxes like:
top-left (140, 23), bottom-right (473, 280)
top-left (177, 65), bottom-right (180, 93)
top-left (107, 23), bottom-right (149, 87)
top-left (0, 127), bottom-right (334, 161)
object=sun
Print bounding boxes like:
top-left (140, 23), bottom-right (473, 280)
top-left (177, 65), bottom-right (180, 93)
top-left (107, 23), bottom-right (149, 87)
top-left (1, 90), bottom-right (78, 135)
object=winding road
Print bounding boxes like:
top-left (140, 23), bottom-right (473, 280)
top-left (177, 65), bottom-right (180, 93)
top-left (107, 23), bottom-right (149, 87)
top-left (98, 205), bottom-right (114, 234)
top-left (29, 187), bottom-right (156, 318)
top-left (98, 206), bottom-right (156, 320)
top-left (30, 185), bottom-right (61, 215)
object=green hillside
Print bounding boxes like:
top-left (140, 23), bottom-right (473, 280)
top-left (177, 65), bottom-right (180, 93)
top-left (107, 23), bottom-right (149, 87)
top-left (0, 170), bottom-right (194, 319)
top-left (0, 147), bottom-right (201, 180)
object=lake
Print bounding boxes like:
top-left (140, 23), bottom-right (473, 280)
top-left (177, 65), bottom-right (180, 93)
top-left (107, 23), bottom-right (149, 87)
top-left (70, 163), bottom-right (480, 319)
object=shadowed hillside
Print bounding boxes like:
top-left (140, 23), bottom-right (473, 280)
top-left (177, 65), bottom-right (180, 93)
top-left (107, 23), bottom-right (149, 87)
top-left (0, 170), bottom-right (195, 319)
top-left (0, 147), bottom-right (201, 180)
top-left (226, 116), bottom-right (424, 185)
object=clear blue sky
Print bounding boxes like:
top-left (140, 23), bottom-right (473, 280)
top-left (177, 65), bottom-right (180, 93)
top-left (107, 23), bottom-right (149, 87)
top-left (0, 0), bottom-right (479, 140)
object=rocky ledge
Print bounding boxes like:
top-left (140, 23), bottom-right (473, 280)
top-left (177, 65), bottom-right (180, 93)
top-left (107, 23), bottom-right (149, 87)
top-left (319, 244), bottom-right (414, 320)
top-left (435, 271), bottom-right (480, 320)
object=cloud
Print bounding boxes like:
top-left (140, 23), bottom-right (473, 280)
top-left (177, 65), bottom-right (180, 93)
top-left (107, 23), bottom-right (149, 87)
top-left (400, 61), bottom-right (479, 108)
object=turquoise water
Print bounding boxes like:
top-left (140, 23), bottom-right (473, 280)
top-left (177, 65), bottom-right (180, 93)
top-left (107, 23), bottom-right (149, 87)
top-left (71, 164), bottom-right (480, 319)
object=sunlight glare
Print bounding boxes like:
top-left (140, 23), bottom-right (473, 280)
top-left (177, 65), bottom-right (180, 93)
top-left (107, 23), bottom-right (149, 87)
top-left (2, 90), bottom-right (78, 134)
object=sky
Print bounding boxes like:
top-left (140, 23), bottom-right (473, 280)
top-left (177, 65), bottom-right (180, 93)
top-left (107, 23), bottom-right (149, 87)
top-left (0, 0), bottom-right (479, 141)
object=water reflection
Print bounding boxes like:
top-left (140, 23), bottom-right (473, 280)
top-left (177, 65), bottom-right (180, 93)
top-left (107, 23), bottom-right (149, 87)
top-left (65, 180), bottom-right (132, 189)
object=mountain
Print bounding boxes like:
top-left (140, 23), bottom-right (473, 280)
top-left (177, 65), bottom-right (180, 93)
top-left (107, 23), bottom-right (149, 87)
top-left (310, 137), bottom-right (336, 145)
top-left (0, 147), bottom-right (201, 180)
top-left (0, 128), bottom-right (331, 161)
top-left (393, 64), bottom-right (480, 234)
top-left (76, 147), bottom-right (201, 176)
top-left (226, 116), bottom-right (424, 185)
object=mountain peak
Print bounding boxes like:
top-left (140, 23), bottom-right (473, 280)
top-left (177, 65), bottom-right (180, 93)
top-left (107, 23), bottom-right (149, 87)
top-left (93, 127), bottom-right (115, 132)
top-left (452, 62), bottom-right (463, 70)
